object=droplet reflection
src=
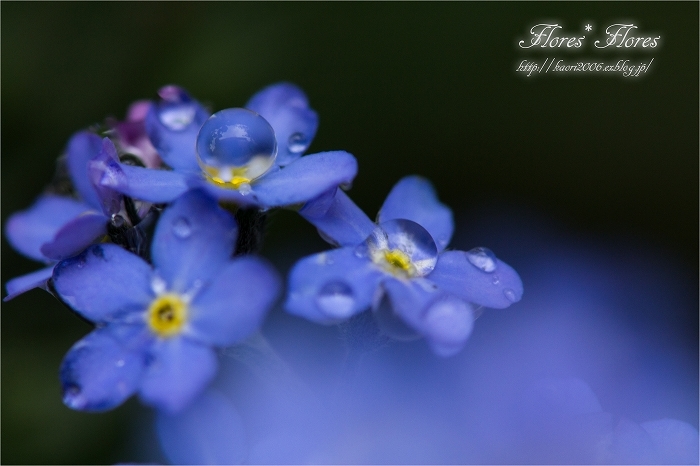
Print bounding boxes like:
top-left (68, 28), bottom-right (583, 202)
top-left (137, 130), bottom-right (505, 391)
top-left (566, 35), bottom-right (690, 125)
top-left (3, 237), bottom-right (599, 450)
top-left (287, 132), bottom-right (309, 154)
top-left (466, 247), bottom-right (497, 273)
top-left (196, 108), bottom-right (277, 189)
top-left (172, 217), bottom-right (191, 239)
top-left (363, 219), bottom-right (439, 278)
top-left (316, 281), bottom-right (355, 318)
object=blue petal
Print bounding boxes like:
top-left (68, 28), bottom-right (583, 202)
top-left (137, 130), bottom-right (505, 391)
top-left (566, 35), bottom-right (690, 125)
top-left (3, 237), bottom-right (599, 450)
top-left (198, 180), bottom-right (266, 207)
top-left (252, 151), bottom-right (357, 208)
top-left (53, 244), bottom-right (154, 323)
top-left (188, 256), bottom-right (280, 347)
top-left (5, 195), bottom-right (92, 261)
top-left (428, 250), bottom-right (523, 309)
top-left (66, 131), bottom-right (104, 209)
top-left (40, 212), bottom-right (107, 261)
top-left (383, 278), bottom-right (474, 356)
top-left (139, 337), bottom-right (218, 413)
top-left (285, 247), bottom-right (383, 323)
top-left (378, 176), bottom-right (454, 251)
top-left (60, 326), bottom-right (145, 412)
top-left (87, 138), bottom-right (124, 216)
top-left (299, 188), bottom-right (375, 247)
top-left (145, 86), bottom-right (209, 172)
top-left (151, 190), bottom-right (237, 294)
top-left (156, 389), bottom-right (247, 465)
top-left (245, 82), bottom-right (319, 166)
top-left (98, 162), bottom-right (192, 204)
top-left (4, 265), bottom-right (54, 301)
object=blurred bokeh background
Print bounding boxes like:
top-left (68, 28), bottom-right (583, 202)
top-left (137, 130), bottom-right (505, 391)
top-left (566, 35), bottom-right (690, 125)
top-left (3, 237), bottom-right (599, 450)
top-left (2, 3), bottom-right (697, 463)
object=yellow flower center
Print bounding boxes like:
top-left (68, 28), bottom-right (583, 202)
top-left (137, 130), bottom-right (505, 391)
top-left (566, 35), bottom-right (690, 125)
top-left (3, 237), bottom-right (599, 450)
top-left (147, 294), bottom-right (188, 338)
top-left (204, 166), bottom-right (250, 190)
top-left (375, 249), bottom-right (417, 278)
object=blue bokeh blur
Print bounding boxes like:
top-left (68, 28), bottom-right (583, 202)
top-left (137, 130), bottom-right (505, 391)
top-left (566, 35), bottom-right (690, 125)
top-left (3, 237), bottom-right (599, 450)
top-left (157, 205), bottom-right (695, 463)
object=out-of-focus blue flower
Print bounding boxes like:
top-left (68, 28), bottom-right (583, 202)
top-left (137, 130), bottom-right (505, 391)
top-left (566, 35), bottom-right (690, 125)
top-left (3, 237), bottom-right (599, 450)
top-left (286, 176), bottom-right (523, 356)
top-left (518, 378), bottom-right (699, 464)
top-left (153, 208), bottom-right (696, 464)
top-left (97, 83), bottom-right (357, 209)
top-left (52, 190), bottom-right (280, 413)
top-left (4, 133), bottom-right (124, 300)
top-left (156, 388), bottom-right (247, 464)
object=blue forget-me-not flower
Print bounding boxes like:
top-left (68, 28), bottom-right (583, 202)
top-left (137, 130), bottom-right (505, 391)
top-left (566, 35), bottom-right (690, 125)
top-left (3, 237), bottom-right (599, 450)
top-left (52, 190), bottom-right (280, 413)
top-left (286, 176), bottom-right (523, 356)
top-left (5, 81), bottom-right (697, 464)
top-left (4, 133), bottom-right (125, 300)
top-left (97, 83), bottom-right (357, 209)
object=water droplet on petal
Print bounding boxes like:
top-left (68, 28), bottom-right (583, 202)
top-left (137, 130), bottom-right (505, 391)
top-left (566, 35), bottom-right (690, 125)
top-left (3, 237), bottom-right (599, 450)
top-left (115, 359), bottom-right (125, 368)
top-left (423, 298), bottom-right (474, 344)
top-left (316, 281), bottom-right (356, 318)
top-left (196, 109), bottom-right (277, 188)
top-left (287, 132), bottom-right (309, 154)
top-left (503, 288), bottom-right (517, 302)
top-left (238, 183), bottom-right (252, 195)
top-left (492, 274), bottom-right (500, 285)
top-left (63, 383), bottom-right (85, 409)
top-left (363, 219), bottom-right (439, 277)
top-left (466, 247), bottom-right (497, 273)
top-left (159, 105), bottom-right (196, 131)
top-left (172, 217), bottom-right (191, 239)
top-left (151, 275), bottom-right (167, 295)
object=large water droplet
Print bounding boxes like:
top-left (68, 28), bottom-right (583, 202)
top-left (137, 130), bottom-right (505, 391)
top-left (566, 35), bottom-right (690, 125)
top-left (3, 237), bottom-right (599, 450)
top-left (316, 281), bottom-right (356, 318)
top-left (466, 247), bottom-right (497, 273)
top-left (287, 132), bottom-right (309, 154)
top-left (362, 219), bottom-right (439, 277)
top-left (172, 217), bottom-right (191, 239)
top-left (503, 288), bottom-right (517, 302)
top-left (196, 108), bottom-right (277, 185)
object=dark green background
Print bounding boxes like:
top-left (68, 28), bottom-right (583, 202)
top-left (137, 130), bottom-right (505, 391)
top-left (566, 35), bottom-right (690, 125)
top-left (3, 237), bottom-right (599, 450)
top-left (2, 3), bottom-right (697, 463)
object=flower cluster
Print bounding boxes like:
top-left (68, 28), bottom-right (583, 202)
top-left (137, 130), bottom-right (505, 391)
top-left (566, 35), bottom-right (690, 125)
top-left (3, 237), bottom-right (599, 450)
top-left (4, 83), bottom-right (522, 418)
top-left (289, 176), bottom-right (523, 356)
